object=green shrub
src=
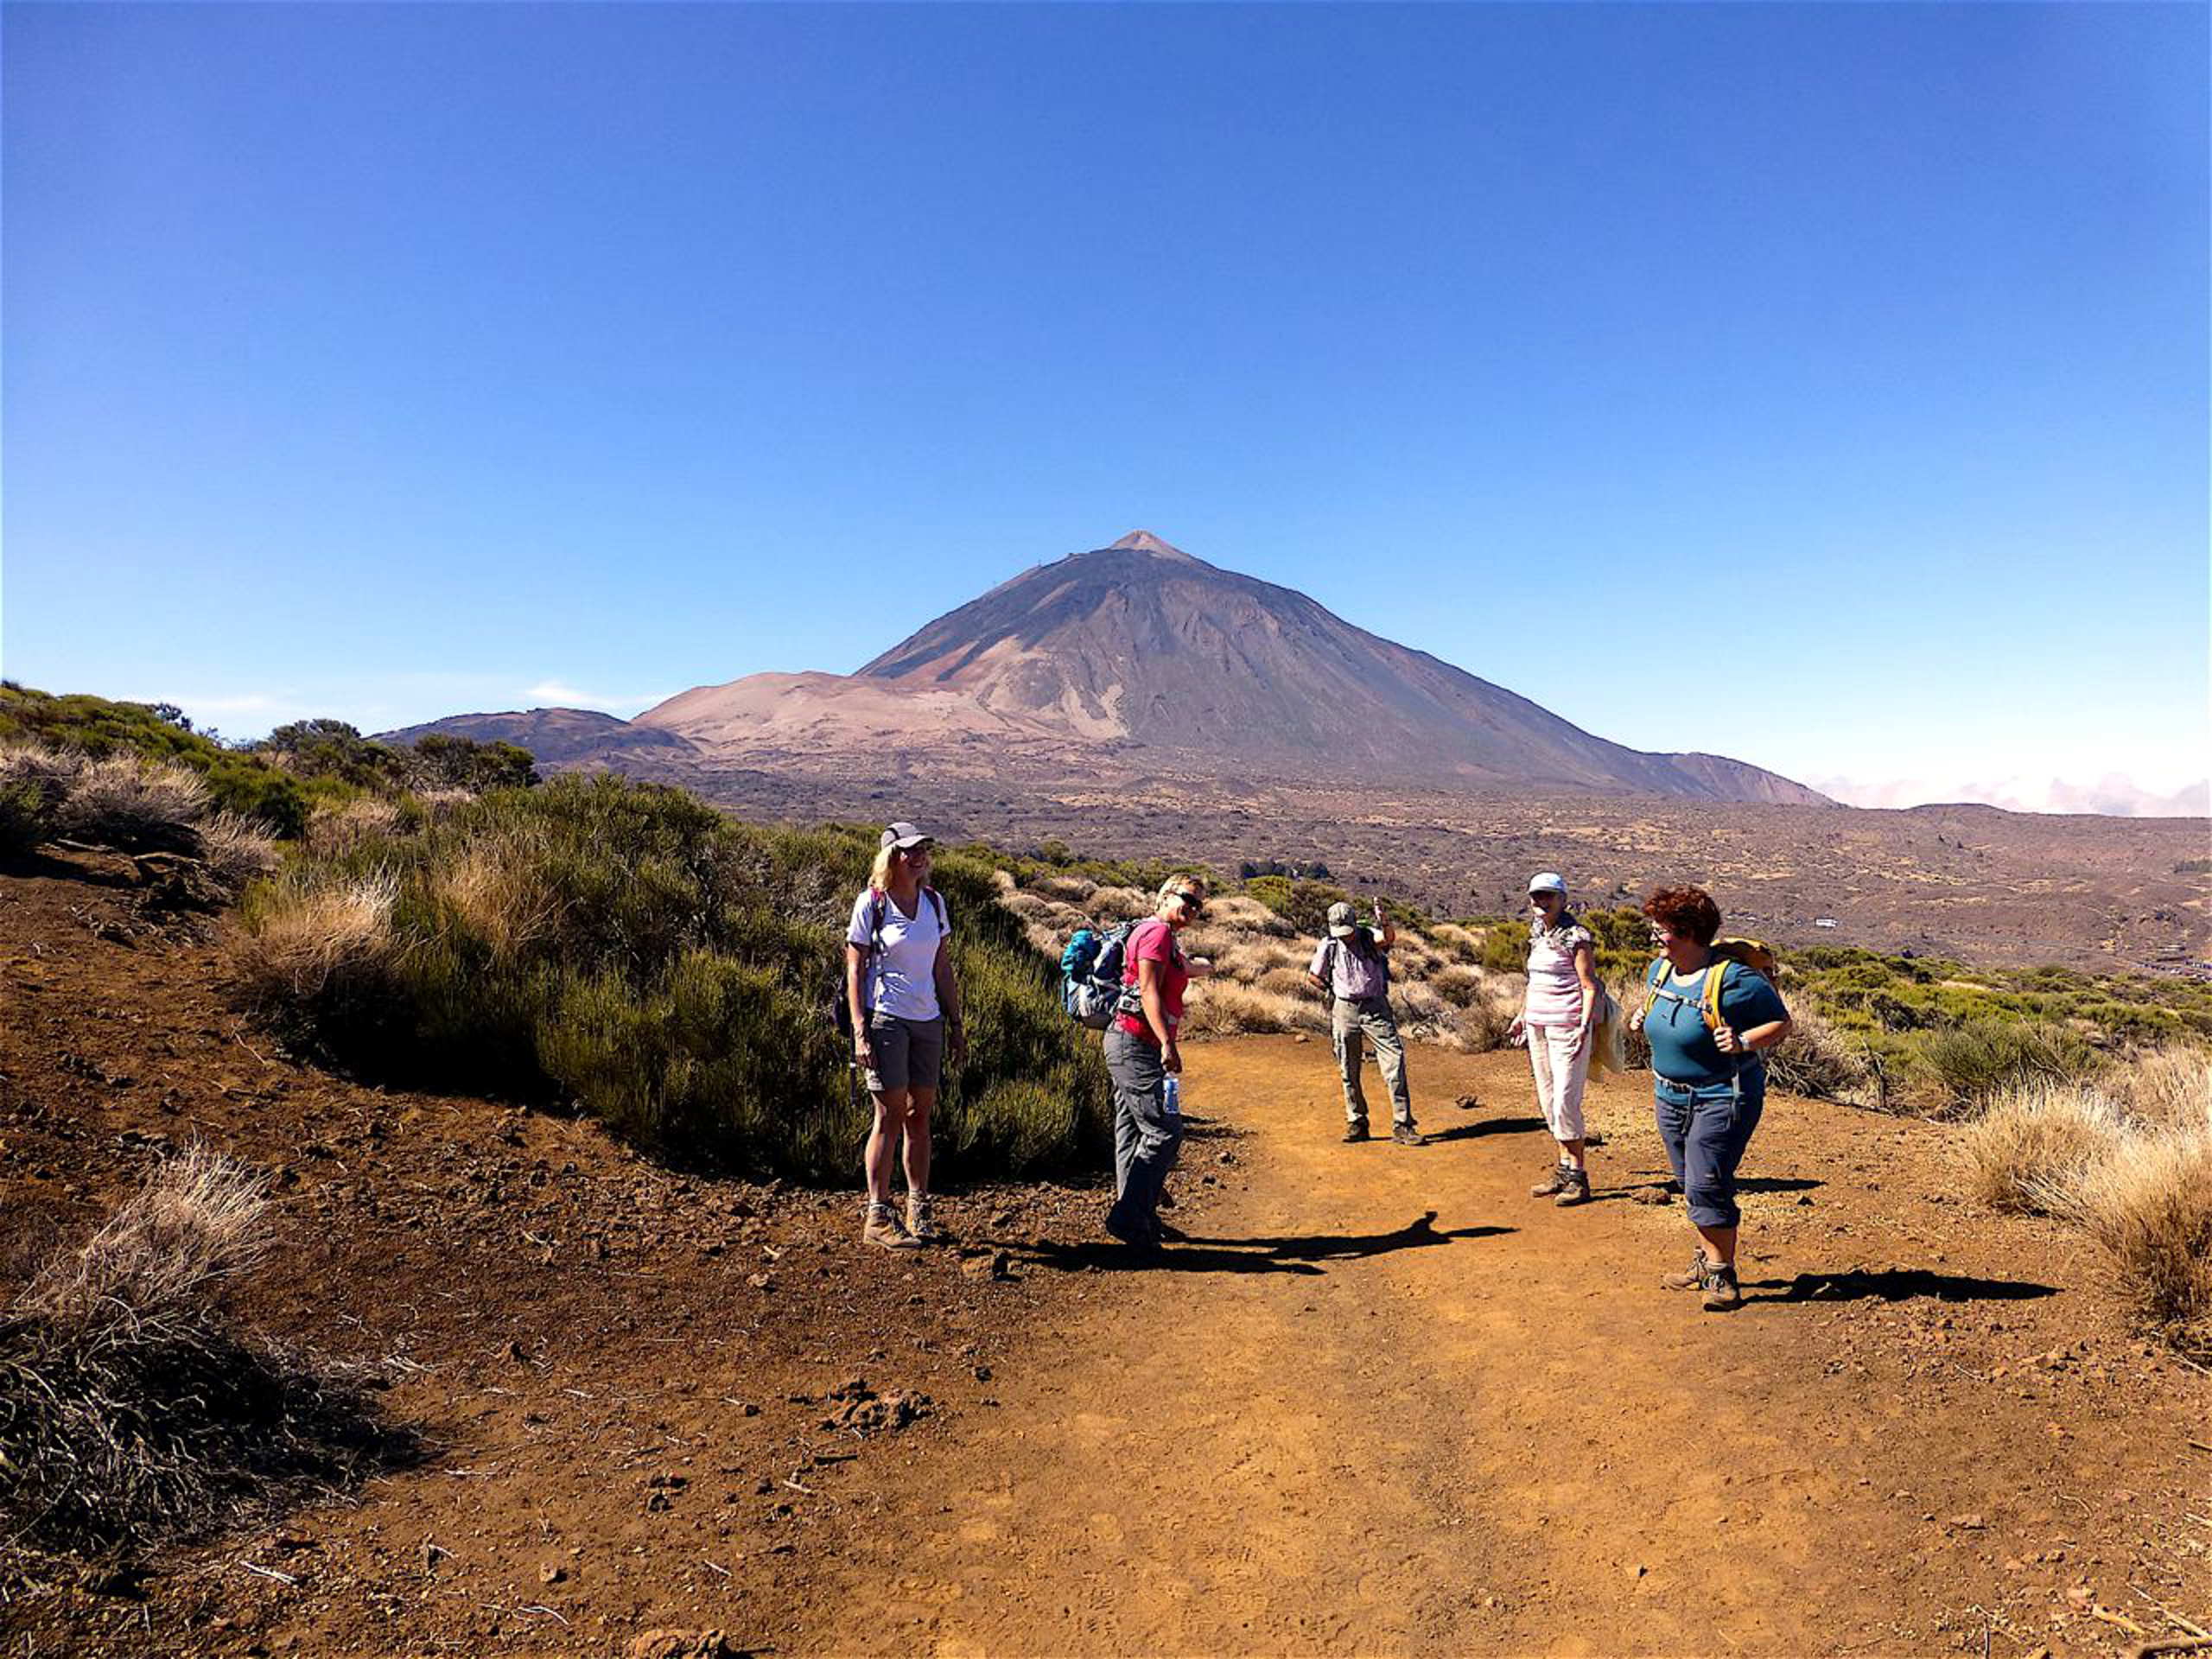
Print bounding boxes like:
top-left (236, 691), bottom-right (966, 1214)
top-left (1481, 919), bottom-right (1531, 975)
top-left (1242, 877), bottom-right (1354, 939)
top-left (234, 777), bottom-right (1109, 1181)
top-left (0, 684), bottom-right (308, 836)
top-left (0, 778), bottom-right (53, 856)
top-left (1914, 1019), bottom-right (2099, 1112)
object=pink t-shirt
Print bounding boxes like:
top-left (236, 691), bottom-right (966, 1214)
top-left (1115, 918), bottom-right (1189, 1046)
top-left (1524, 922), bottom-right (1594, 1028)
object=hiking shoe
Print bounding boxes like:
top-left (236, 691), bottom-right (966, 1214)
top-left (1342, 1122), bottom-right (1371, 1144)
top-left (1662, 1253), bottom-right (1712, 1292)
top-left (1701, 1264), bottom-right (1743, 1312)
top-left (1552, 1167), bottom-right (1592, 1207)
top-left (862, 1205), bottom-right (922, 1251)
top-left (1530, 1163), bottom-right (1573, 1198)
top-left (904, 1198), bottom-right (944, 1244)
top-left (1391, 1124), bottom-right (1429, 1147)
top-left (1102, 1210), bottom-right (1162, 1255)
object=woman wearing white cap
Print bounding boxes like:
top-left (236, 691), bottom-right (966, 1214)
top-left (846, 823), bottom-right (966, 1250)
top-left (1507, 873), bottom-right (1599, 1205)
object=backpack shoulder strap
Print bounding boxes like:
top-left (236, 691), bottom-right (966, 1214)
top-left (924, 885), bottom-right (946, 928)
top-left (1642, 956), bottom-right (1668, 1014)
top-left (1702, 957), bottom-right (1732, 1028)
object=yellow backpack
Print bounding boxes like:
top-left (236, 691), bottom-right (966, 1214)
top-left (1642, 938), bottom-right (1778, 1030)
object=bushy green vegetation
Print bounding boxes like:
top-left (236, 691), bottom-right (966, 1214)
top-left (1242, 876), bottom-right (1353, 937)
top-left (1015, 838), bottom-right (1214, 897)
top-left (235, 777), bottom-right (1110, 1180)
top-left (0, 684), bottom-right (308, 836)
top-left (264, 719), bottom-right (537, 798)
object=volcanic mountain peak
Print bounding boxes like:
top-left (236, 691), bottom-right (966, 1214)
top-left (1108, 529), bottom-right (1197, 560)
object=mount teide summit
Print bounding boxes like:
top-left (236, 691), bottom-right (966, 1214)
top-left (636, 532), bottom-right (1825, 804)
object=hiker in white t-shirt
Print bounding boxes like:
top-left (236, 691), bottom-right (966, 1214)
top-left (845, 823), bottom-right (966, 1250)
top-left (1507, 873), bottom-right (1600, 1206)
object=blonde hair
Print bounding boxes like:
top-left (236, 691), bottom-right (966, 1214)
top-left (1155, 873), bottom-right (1206, 918)
top-left (869, 841), bottom-right (931, 892)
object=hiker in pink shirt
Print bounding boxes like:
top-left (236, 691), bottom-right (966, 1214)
top-left (1508, 872), bottom-right (1600, 1206)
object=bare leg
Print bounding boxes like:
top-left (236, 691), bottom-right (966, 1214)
top-left (1695, 1221), bottom-right (1738, 1270)
top-left (903, 1086), bottom-right (936, 1197)
top-left (865, 1088), bottom-right (911, 1206)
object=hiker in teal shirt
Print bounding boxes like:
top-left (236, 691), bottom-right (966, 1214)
top-left (1631, 885), bottom-right (1792, 1312)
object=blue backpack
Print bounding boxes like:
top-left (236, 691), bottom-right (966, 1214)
top-left (1061, 920), bottom-right (1141, 1029)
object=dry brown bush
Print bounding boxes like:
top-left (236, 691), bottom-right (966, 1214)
top-left (1452, 985), bottom-right (1521, 1053)
top-left (1256, 965), bottom-right (1318, 1001)
top-left (1031, 873), bottom-right (1097, 904)
top-left (2053, 1128), bottom-right (2212, 1351)
top-left (231, 869), bottom-right (399, 1002)
top-left (0, 1147), bottom-right (413, 1550)
top-left (194, 812), bottom-right (283, 890)
top-left (1087, 885), bottom-right (1153, 922)
top-left (1961, 1082), bottom-right (2123, 1215)
top-left (54, 753), bottom-right (209, 849)
top-left (1765, 1004), bottom-right (1880, 1109)
top-left (1179, 980), bottom-right (1326, 1038)
top-left (989, 868), bottom-right (1019, 896)
top-left (1427, 922), bottom-right (1483, 963)
top-left (999, 890), bottom-right (1054, 923)
top-left (1431, 963), bottom-right (1486, 1007)
top-left (0, 742), bottom-right (83, 796)
top-left (1395, 980), bottom-right (1447, 1026)
top-left (1204, 893), bottom-right (1292, 936)
top-left (304, 797), bottom-right (406, 858)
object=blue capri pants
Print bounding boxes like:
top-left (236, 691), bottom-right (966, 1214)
top-left (1654, 1068), bottom-right (1764, 1230)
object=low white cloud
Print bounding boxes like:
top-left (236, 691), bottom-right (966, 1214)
top-left (1815, 772), bottom-right (2210, 818)
top-left (524, 681), bottom-right (672, 717)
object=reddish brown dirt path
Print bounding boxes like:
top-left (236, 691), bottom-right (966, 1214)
top-left (799, 1039), bottom-right (2210, 1657)
top-left (1, 855), bottom-right (2205, 1657)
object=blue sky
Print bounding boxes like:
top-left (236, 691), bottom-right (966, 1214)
top-left (5, 3), bottom-right (2206, 810)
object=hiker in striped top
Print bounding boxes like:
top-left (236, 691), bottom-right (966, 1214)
top-left (1507, 873), bottom-right (1599, 1206)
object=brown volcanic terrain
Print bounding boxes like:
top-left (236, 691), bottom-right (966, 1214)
top-left (634, 531), bottom-right (1828, 804)
top-left (3, 852), bottom-right (2207, 1656)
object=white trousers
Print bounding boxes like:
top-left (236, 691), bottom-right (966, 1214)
top-left (1527, 1024), bottom-right (1591, 1144)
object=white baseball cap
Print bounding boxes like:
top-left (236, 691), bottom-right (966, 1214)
top-left (1527, 872), bottom-right (1567, 896)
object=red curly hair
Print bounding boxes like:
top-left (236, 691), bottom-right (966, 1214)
top-left (1643, 884), bottom-right (1722, 946)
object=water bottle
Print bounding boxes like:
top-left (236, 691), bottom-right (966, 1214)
top-left (1161, 1074), bottom-right (1181, 1122)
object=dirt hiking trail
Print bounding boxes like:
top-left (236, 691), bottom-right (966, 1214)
top-left (802, 1039), bottom-right (2207, 1658)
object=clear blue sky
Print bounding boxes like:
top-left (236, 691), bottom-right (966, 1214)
top-left (6, 3), bottom-right (2206, 810)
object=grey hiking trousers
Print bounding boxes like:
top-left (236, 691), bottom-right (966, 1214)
top-left (1332, 995), bottom-right (1413, 1128)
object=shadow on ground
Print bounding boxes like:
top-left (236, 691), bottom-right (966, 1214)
top-left (1746, 1268), bottom-right (2060, 1305)
top-left (1018, 1211), bottom-right (1515, 1277)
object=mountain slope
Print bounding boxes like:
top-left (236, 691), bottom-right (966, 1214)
top-left (641, 531), bottom-right (1826, 803)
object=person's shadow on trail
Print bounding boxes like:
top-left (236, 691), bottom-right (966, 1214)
top-left (1742, 1267), bottom-right (2059, 1305)
top-left (1016, 1211), bottom-right (1514, 1277)
top-left (1427, 1116), bottom-right (1548, 1143)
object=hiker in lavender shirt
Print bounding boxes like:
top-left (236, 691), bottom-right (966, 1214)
top-left (1308, 899), bottom-right (1427, 1147)
top-left (1508, 872), bottom-right (1601, 1207)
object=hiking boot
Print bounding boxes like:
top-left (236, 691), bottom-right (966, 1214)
top-left (904, 1197), bottom-right (944, 1244)
top-left (1530, 1163), bottom-right (1573, 1198)
top-left (1701, 1264), bottom-right (1743, 1312)
top-left (1552, 1166), bottom-right (1592, 1207)
top-left (1103, 1209), bottom-right (1162, 1256)
top-left (1662, 1253), bottom-right (1712, 1292)
top-left (1391, 1123), bottom-right (1429, 1147)
top-left (1342, 1122), bottom-right (1371, 1144)
top-left (862, 1204), bottom-right (921, 1251)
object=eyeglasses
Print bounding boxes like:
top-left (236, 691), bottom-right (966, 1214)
top-left (902, 843), bottom-right (934, 858)
top-left (1529, 892), bottom-right (1560, 902)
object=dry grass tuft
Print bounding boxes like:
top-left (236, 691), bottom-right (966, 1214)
top-left (2107, 1046), bottom-right (2212, 1136)
top-left (1087, 885), bottom-right (1153, 922)
top-left (0, 1147), bottom-right (415, 1551)
top-left (54, 753), bottom-right (210, 849)
top-left (1030, 873), bottom-right (1097, 905)
top-left (1427, 922), bottom-right (1483, 963)
top-left (2053, 1129), bottom-right (2212, 1351)
top-left (232, 868), bottom-right (400, 1002)
top-left (1961, 1082), bottom-right (2123, 1215)
top-left (1202, 893), bottom-right (1292, 936)
top-left (305, 797), bottom-right (407, 858)
top-left (194, 811), bottom-right (284, 890)
top-left (431, 839), bottom-right (556, 957)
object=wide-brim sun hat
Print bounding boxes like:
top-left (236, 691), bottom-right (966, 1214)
top-left (1325, 900), bottom-right (1358, 938)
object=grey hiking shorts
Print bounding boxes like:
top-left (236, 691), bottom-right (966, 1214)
top-left (864, 1013), bottom-right (944, 1094)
